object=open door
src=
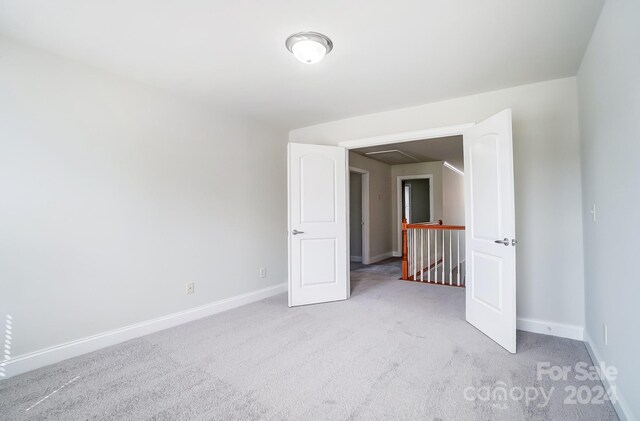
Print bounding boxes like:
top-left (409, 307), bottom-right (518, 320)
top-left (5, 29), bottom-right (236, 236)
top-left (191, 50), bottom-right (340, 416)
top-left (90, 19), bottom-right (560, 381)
top-left (288, 143), bottom-right (349, 307)
top-left (463, 109), bottom-right (517, 353)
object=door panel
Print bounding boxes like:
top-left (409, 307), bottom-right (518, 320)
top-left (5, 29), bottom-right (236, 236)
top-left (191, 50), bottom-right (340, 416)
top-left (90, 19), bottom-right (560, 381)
top-left (300, 155), bottom-right (336, 223)
top-left (464, 109), bottom-right (517, 353)
top-left (301, 238), bottom-right (337, 286)
top-left (288, 143), bottom-right (348, 307)
top-left (470, 135), bottom-right (501, 239)
top-left (471, 251), bottom-right (503, 312)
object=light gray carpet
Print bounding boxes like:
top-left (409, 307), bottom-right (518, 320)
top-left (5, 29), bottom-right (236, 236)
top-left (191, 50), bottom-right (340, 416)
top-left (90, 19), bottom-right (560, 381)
top-left (1, 261), bottom-right (618, 420)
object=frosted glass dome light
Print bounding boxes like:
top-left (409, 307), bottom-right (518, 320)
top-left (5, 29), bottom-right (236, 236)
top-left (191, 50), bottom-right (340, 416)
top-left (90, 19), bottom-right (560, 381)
top-left (286, 32), bottom-right (333, 64)
top-left (291, 39), bottom-right (327, 64)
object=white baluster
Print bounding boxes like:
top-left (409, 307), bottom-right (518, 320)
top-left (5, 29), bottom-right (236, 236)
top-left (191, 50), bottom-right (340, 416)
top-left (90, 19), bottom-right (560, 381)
top-left (407, 230), bottom-right (411, 276)
top-left (413, 229), bottom-right (417, 281)
top-left (434, 230), bottom-right (438, 283)
top-left (457, 230), bottom-right (461, 286)
top-left (420, 230), bottom-right (424, 282)
top-left (441, 228), bottom-right (445, 284)
top-left (408, 230), bottom-right (412, 276)
top-left (449, 230), bottom-right (453, 285)
top-left (427, 229), bottom-right (431, 283)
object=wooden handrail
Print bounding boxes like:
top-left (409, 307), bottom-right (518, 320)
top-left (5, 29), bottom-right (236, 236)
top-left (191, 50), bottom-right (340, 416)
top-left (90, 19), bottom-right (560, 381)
top-left (410, 219), bottom-right (443, 226)
top-left (406, 224), bottom-right (465, 230)
top-left (401, 218), bottom-right (466, 281)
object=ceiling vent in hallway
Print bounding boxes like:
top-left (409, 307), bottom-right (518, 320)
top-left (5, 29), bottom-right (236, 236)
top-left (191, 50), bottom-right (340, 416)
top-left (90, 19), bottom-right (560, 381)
top-left (364, 150), bottom-right (419, 165)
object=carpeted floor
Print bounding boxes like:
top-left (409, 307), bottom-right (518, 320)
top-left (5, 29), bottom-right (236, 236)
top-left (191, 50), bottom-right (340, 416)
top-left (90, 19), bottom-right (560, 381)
top-left (0, 261), bottom-right (618, 420)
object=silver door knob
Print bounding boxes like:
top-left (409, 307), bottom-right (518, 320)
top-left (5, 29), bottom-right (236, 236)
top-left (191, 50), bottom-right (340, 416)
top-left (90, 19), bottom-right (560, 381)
top-left (292, 229), bottom-right (305, 235)
top-left (494, 238), bottom-right (510, 246)
top-left (511, 239), bottom-right (518, 246)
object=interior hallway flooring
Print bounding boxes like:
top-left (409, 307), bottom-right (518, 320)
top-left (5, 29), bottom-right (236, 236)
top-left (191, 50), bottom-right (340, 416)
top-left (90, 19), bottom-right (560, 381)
top-left (0, 260), bottom-right (618, 420)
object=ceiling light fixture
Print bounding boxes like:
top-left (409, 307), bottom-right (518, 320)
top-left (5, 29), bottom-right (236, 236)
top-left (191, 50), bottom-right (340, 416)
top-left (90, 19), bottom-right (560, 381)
top-left (285, 31), bottom-right (333, 64)
top-left (443, 161), bottom-right (464, 176)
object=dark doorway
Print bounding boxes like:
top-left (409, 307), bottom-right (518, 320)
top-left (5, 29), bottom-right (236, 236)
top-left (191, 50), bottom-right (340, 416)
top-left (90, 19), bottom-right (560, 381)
top-left (402, 178), bottom-right (430, 223)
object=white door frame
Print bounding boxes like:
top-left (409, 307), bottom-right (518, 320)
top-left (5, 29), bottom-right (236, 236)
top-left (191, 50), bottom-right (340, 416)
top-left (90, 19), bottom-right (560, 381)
top-left (395, 174), bottom-right (434, 256)
top-left (338, 123), bottom-right (474, 149)
top-left (349, 167), bottom-right (370, 264)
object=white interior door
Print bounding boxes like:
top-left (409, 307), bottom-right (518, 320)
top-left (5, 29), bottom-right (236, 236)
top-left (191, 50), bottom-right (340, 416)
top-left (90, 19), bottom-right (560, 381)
top-left (288, 143), bottom-right (349, 307)
top-left (463, 109), bottom-right (517, 353)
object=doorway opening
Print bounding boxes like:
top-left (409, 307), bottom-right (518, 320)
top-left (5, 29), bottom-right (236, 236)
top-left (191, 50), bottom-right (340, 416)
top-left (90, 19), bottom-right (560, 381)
top-left (401, 177), bottom-right (431, 224)
top-left (349, 167), bottom-right (370, 266)
top-left (348, 135), bottom-right (465, 288)
top-left (397, 174), bottom-right (435, 254)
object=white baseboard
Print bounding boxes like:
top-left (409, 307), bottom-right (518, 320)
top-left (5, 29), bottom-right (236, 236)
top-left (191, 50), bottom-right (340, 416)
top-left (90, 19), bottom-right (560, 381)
top-left (2, 283), bottom-right (287, 380)
top-left (583, 331), bottom-right (633, 421)
top-left (369, 251), bottom-right (394, 263)
top-left (392, 251), bottom-right (402, 257)
top-left (516, 317), bottom-right (584, 341)
top-left (350, 255), bottom-right (362, 262)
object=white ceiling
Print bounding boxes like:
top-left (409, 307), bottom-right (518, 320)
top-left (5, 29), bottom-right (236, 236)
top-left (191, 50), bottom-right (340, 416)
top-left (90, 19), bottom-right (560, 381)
top-left (352, 136), bottom-right (463, 169)
top-left (0, 0), bottom-right (604, 130)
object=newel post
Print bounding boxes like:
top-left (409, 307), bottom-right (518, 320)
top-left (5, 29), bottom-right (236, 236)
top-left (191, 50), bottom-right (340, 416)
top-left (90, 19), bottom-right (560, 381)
top-left (401, 218), bottom-right (408, 280)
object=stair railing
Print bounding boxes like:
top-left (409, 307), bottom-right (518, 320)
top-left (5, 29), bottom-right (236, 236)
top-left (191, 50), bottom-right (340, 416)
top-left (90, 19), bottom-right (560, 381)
top-left (401, 218), bottom-right (466, 286)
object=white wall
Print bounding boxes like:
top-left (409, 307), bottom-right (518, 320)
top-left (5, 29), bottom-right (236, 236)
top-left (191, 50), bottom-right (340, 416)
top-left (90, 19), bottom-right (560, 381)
top-left (291, 77), bottom-right (586, 333)
top-left (0, 37), bottom-right (288, 360)
top-left (577, 0), bottom-right (640, 418)
top-left (442, 166), bottom-right (465, 226)
top-left (349, 152), bottom-right (392, 261)
top-left (442, 165), bottom-right (466, 268)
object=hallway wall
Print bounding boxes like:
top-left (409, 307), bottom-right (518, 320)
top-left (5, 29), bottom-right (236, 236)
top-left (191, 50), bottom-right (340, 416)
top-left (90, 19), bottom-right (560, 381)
top-left (348, 152), bottom-right (393, 262)
top-left (442, 165), bottom-right (465, 226)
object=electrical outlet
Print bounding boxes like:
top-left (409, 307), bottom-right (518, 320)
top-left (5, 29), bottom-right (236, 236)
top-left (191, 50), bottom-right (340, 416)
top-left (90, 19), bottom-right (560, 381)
top-left (186, 282), bottom-right (195, 295)
top-left (603, 323), bottom-right (608, 345)
top-left (590, 204), bottom-right (597, 222)
top-left (259, 268), bottom-right (267, 278)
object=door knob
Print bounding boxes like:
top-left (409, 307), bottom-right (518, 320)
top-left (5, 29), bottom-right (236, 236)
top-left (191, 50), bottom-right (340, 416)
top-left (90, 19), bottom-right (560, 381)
top-left (292, 229), bottom-right (305, 235)
top-left (511, 239), bottom-right (518, 246)
top-left (494, 238), bottom-right (510, 246)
